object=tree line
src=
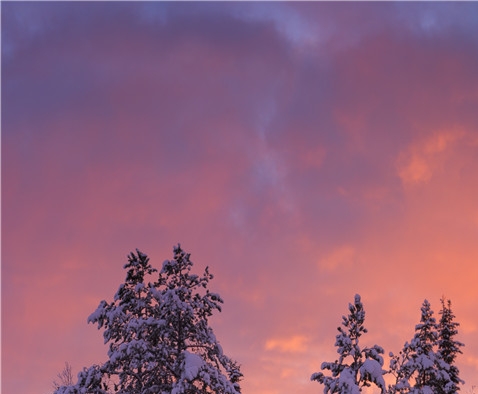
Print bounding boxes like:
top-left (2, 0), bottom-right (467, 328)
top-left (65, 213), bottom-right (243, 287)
top-left (311, 294), bottom-right (464, 394)
top-left (53, 245), bottom-right (464, 394)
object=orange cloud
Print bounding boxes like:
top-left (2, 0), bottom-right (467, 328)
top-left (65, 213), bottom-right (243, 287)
top-left (319, 245), bottom-right (357, 272)
top-left (397, 128), bottom-right (465, 185)
top-left (265, 335), bottom-right (309, 353)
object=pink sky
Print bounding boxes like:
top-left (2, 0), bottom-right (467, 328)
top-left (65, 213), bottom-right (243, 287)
top-left (2, 2), bottom-right (478, 394)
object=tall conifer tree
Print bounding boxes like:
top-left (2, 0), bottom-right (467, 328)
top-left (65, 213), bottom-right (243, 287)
top-left (436, 297), bottom-right (464, 394)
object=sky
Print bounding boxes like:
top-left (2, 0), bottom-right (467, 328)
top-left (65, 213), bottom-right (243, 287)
top-left (2, 2), bottom-right (478, 394)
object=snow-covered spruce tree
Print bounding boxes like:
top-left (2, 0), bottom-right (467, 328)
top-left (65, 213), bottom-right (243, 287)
top-left (311, 294), bottom-right (386, 394)
top-left (408, 299), bottom-right (439, 394)
top-left (54, 245), bottom-right (242, 394)
top-left (388, 300), bottom-right (439, 394)
top-left (436, 297), bottom-right (464, 394)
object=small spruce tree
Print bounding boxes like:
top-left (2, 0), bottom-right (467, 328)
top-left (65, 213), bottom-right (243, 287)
top-left (388, 344), bottom-right (414, 394)
top-left (311, 294), bottom-right (386, 394)
top-left (54, 245), bottom-right (242, 394)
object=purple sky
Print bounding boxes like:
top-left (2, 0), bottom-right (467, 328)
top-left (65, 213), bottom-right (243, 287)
top-left (3, 2), bottom-right (478, 394)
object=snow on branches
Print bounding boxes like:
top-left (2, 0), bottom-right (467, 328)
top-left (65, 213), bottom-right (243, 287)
top-left (311, 294), bottom-right (386, 394)
top-left (311, 295), bottom-right (464, 394)
top-left (54, 245), bottom-right (242, 394)
top-left (388, 298), bottom-right (464, 394)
